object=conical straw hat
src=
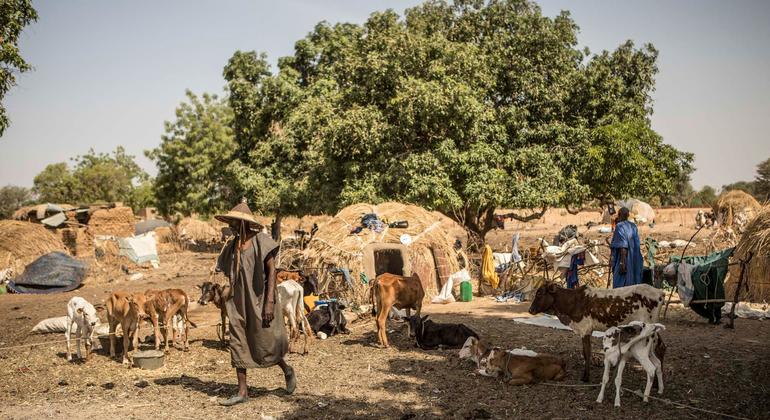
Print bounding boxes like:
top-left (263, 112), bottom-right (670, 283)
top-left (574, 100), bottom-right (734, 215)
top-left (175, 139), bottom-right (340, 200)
top-left (214, 202), bottom-right (262, 228)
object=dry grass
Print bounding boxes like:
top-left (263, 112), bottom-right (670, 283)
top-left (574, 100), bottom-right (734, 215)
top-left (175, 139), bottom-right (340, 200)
top-left (728, 205), bottom-right (770, 302)
top-left (178, 218), bottom-right (220, 244)
top-left (0, 221), bottom-right (69, 274)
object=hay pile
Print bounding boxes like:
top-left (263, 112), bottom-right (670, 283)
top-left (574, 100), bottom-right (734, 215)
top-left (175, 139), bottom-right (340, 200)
top-left (728, 205), bottom-right (770, 302)
top-left (88, 206), bottom-right (135, 237)
top-left (178, 218), bottom-right (220, 244)
top-left (717, 190), bottom-right (761, 227)
top-left (303, 202), bottom-right (462, 303)
top-left (0, 221), bottom-right (69, 275)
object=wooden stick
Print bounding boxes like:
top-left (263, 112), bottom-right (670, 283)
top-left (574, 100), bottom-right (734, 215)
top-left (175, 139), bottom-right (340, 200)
top-left (727, 252), bottom-right (753, 329)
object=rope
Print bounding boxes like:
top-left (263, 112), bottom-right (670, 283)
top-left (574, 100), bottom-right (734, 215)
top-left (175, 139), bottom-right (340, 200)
top-left (3, 321), bottom-right (222, 352)
top-left (621, 387), bottom-right (750, 420)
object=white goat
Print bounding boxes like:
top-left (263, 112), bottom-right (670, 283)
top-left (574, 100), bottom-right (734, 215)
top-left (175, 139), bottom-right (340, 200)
top-left (65, 297), bottom-right (101, 361)
top-left (597, 321), bottom-right (665, 407)
top-left (277, 280), bottom-right (312, 354)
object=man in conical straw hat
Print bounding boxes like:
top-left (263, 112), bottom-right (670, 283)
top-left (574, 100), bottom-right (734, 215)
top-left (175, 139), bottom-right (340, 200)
top-left (214, 200), bottom-right (294, 406)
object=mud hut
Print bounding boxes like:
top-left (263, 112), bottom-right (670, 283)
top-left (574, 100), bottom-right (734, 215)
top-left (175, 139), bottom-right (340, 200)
top-left (303, 202), bottom-right (464, 303)
top-left (88, 206), bottom-right (136, 237)
top-left (716, 190), bottom-right (761, 228)
top-left (727, 205), bottom-right (770, 302)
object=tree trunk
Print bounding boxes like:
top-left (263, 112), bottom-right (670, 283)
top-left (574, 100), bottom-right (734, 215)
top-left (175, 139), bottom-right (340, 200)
top-left (271, 213), bottom-right (282, 241)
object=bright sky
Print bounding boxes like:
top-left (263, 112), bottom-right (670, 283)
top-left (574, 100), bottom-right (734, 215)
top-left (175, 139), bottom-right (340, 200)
top-left (2, 0), bottom-right (769, 190)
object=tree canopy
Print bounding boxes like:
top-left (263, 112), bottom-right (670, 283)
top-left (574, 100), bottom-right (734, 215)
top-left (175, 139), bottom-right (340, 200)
top-left (33, 147), bottom-right (151, 211)
top-left (147, 90), bottom-right (236, 216)
top-left (0, 0), bottom-right (37, 137)
top-left (222, 0), bottom-right (692, 242)
top-left (0, 185), bottom-right (32, 219)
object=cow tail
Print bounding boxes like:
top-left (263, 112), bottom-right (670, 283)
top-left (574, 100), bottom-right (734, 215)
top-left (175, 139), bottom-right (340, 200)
top-left (370, 279), bottom-right (378, 316)
top-left (296, 290), bottom-right (312, 338)
top-left (184, 294), bottom-right (198, 328)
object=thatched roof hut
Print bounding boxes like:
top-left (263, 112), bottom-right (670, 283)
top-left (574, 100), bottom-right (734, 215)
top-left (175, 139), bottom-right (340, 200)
top-left (303, 202), bottom-right (464, 303)
top-left (716, 190), bottom-right (761, 227)
top-left (727, 205), bottom-right (770, 302)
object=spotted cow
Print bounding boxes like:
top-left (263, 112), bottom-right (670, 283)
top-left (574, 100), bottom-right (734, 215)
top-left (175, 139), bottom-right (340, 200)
top-left (528, 283), bottom-right (665, 382)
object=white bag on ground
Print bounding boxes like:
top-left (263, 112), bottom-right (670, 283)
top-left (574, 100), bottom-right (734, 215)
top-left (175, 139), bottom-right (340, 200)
top-left (432, 269), bottom-right (470, 304)
top-left (31, 316), bottom-right (69, 333)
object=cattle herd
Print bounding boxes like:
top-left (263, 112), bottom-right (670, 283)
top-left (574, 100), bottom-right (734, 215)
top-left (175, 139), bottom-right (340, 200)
top-left (61, 270), bottom-right (669, 408)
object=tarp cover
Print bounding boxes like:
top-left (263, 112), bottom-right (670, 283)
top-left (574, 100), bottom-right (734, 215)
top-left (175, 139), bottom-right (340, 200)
top-left (135, 219), bottom-right (170, 235)
top-left (119, 232), bottom-right (159, 265)
top-left (7, 252), bottom-right (86, 294)
top-left (671, 247), bottom-right (734, 324)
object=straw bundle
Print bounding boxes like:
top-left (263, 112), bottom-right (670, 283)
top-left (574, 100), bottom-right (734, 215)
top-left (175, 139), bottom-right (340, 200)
top-left (0, 221), bottom-right (69, 274)
top-left (178, 218), bottom-right (220, 244)
top-left (727, 205), bottom-right (770, 302)
top-left (717, 190), bottom-right (761, 227)
top-left (303, 202), bottom-right (463, 304)
top-left (88, 206), bottom-right (136, 237)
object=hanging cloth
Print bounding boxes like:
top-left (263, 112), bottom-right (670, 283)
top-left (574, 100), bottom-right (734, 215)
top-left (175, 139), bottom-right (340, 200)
top-left (481, 245), bottom-right (500, 289)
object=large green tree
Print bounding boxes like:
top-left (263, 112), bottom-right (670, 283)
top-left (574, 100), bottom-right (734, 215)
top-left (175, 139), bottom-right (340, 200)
top-left (147, 90), bottom-right (236, 216)
top-left (224, 0), bottom-right (692, 243)
top-left (0, 0), bottom-right (37, 137)
top-left (32, 147), bottom-right (151, 210)
top-left (0, 185), bottom-right (32, 219)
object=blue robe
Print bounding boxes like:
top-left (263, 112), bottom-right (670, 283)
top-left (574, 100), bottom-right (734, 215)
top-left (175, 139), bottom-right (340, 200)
top-left (610, 220), bottom-right (643, 288)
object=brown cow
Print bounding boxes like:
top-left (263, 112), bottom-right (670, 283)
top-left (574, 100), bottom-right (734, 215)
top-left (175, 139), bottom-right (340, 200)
top-left (106, 291), bottom-right (145, 365)
top-left (370, 273), bottom-right (424, 348)
top-left (478, 346), bottom-right (567, 385)
top-left (528, 283), bottom-right (664, 382)
top-left (142, 288), bottom-right (197, 352)
top-left (197, 282), bottom-right (231, 343)
top-left (277, 269), bottom-right (305, 284)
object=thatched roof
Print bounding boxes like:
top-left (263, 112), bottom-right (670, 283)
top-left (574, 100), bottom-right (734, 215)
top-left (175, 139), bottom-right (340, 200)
top-left (717, 190), bottom-right (761, 226)
top-left (728, 205), bottom-right (770, 302)
top-left (303, 202), bottom-right (463, 302)
top-left (305, 202), bottom-right (459, 256)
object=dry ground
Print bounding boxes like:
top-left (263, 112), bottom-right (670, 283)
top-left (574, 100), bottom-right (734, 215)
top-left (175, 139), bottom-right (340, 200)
top-left (1, 209), bottom-right (767, 419)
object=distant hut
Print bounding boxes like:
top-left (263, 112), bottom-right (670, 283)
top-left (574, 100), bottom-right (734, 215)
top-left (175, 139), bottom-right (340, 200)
top-left (303, 202), bottom-right (464, 303)
top-left (716, 190), bottom-right (761, 229)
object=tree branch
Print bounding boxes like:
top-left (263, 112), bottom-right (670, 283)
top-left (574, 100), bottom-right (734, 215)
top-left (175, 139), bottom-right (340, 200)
top-left (499, 206), bottom-right (548, 222)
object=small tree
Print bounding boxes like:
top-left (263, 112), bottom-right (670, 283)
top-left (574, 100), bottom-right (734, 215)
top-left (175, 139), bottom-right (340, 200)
top-left (147, 91), bottom-right (236, 216)
top-left (754, 157), bottom-right (770, 202)
top-left (0, 185), bottom-right (33, 219)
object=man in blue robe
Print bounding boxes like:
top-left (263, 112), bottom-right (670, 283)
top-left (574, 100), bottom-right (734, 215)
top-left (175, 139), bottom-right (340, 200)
top-left (610, 207), bottom-right (643, 288)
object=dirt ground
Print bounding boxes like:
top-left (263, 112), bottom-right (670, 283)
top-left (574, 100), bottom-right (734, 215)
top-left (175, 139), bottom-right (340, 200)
top-left (1, 209), bottom-right (767, 419)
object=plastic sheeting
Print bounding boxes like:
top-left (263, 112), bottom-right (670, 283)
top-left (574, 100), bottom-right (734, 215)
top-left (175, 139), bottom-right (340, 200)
top-left (7, 252), bottom-right (87, 294)
top-left (119, 232), bottom-right (159, 265)
top-left (512, 315), bottom-right (605, 338)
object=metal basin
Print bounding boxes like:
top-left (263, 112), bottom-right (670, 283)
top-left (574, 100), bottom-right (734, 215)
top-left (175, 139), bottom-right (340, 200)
top-left (133, 350), bottom-right (165, 370)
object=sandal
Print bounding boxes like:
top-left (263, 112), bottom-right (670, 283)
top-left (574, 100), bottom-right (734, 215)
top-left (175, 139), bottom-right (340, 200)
top-left (219, 395), bottom-right (249, 406)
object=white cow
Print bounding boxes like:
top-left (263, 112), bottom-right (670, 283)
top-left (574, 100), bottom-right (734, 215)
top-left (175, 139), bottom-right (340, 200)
top-left (597, 321), bottom-right (666, 407)
top-left (277, 280), bottom-right (313, 354)
top-left (65, 297), bottom-right (101, 362)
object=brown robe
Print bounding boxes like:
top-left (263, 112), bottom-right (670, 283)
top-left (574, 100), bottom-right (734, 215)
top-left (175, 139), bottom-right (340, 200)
top-left (216, 233), bottom-right (287, 368)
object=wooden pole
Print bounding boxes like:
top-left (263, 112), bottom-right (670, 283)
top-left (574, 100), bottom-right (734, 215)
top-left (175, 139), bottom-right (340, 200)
top-left (727, 252), bottom-right (752, 329)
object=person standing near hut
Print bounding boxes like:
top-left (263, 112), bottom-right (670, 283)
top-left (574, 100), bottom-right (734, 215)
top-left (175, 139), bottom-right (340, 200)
top-left (609, 207), bottom-right (643, 288)
top-left (214, 201), bottom-right (294, 406)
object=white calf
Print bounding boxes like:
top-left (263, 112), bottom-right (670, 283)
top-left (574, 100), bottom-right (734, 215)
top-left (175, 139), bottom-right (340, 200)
top-left (277, 280), bottom-right (312, 354)
top-left (597, 321), bottom-right (665, 407)
top-left (65, 297), bottom-right (100, 361)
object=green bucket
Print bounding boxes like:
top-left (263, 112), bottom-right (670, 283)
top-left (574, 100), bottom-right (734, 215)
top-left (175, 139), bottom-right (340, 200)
top-left (460, 281), bottom-right (472, 302)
